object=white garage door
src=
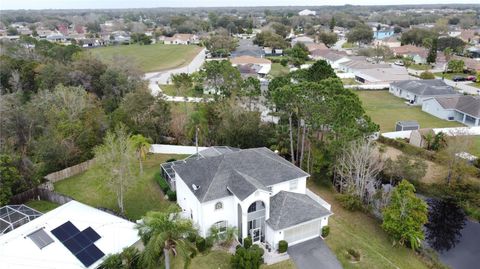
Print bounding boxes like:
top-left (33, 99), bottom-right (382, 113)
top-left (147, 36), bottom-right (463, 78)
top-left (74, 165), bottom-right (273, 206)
top-left (284, 219), bottom-right (321, 245)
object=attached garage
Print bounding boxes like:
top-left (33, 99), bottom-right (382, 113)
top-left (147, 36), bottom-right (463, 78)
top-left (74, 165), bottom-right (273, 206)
top-left (266, 191), bottom-right (332, 250)
top-left (284, 219), bottom-right (322, 245)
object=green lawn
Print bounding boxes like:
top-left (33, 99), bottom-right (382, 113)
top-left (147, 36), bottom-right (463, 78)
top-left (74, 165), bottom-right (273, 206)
top-left (357, 91), bottom-right (463, 132)
top-left (342, 42), bottom-right (356, 49)
top-left (171, 250), bottom-right (296, 269)
top-left (55, 154), bottom-right (187, 220)
top-left (25, 200), bottom-right (60, 213)
top-left (468, 82), bottom-right (480, 89)
top-left (90, 44), bottom-right (202, 72)
top-left (308, 182), bottom-right (429, 269)
top-left (341, 78), bottom-right (359, 85)
top-left (270, 63), bottom-right (290, 77)
top-left (471, 136), bottom-right (480, 156)
top-left (409, 64), bottom-right (431, 71)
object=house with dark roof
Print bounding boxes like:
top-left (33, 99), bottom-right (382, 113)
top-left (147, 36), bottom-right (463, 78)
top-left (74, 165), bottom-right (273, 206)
top-left (422, 95), bottom-right (480, 126)
top-left (164, 147), bottom-right (332, 250)
top-left (389, 79), bottom-right (459, 105)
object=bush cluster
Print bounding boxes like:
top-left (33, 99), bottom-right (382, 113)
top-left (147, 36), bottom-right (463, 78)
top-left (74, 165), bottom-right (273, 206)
top-left (154, 172), bottom-right (176, 201)
top-left (322, 226), bottom-right (330, 238)
top-left (278, 240), bottom-right (288, 253)
top-left (335, 193), bottom-right (364, 211)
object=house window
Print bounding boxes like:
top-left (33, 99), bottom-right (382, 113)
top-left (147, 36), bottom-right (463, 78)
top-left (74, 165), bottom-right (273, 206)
top-left (214, 220), bottom-right (227, 234)
top-left (215, 202), bottom-right (223, 210)
top-left (267, 186), bottom-right (273, 192)
top-left (289, 179), bottom-right (298, 191)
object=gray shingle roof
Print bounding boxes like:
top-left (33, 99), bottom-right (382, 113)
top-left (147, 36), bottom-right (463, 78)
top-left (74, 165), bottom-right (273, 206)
top-left (435, 95), bottom-right (480, 118)
top-left (266, 191), bottom-right (331, 230)
top-left (390, 79), bottom-right (458, 96)
top-left (172, 148), bottom-right (309, 202)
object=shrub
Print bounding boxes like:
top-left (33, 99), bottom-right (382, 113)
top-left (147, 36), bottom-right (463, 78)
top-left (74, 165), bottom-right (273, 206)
top-left (196, 237), bottom-right (207, 252)
top-left (165, 158), bottom-right (177, 162)
top-left (243, 236), bottom-right (252, 249)
top-left (322, 226), bottom-right (330, 237)
top-left (278, 240), bottom-right (288, 253)
top-left (231, 245), bottom-right (264, 269)
top-left (419, 71), bottom-right (435, 79)
top-left (166, 190), bottom-right (176, 201)
top-left (280, 58), bottom-right (288, 66)
top-left (154, 172), bottom-right (171, 193)
top-left (347, 248), bottom-right (361, 261)
top-left (335, 194), bottom-right (364, 211)
top-left (187, 232), bottom-right (197, 243)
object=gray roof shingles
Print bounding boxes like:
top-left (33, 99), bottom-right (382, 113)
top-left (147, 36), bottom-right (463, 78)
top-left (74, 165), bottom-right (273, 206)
top-left (172, 147), bottom-right (309, 202)
top-left (435, 95), bottom-right (480, 118)
top-left (266, 191), bottom-right (332, 230)
top-left (391, 79), bottom-right (458, 96)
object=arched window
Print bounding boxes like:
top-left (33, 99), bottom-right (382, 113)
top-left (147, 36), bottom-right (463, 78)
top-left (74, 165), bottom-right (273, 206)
top-left (248, 201), bottom-right (265, 213)
top-left (215, 202), bottom-right (223, 210)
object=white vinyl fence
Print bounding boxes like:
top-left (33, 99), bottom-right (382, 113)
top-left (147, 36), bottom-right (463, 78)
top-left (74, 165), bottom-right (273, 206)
top-left (381, 126), bottom-right (480, 139)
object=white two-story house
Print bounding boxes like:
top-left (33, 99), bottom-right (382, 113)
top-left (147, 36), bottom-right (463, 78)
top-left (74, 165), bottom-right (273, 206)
top-left (163, 146), bottom-right (332, 250)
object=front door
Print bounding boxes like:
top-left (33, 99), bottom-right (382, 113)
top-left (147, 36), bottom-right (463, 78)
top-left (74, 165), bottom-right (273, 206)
top-left (250, 228), bottom-right (261, 242)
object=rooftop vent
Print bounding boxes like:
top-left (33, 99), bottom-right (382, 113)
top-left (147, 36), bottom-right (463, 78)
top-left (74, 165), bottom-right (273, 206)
top-left (192, 184), bottom-right (200, 191)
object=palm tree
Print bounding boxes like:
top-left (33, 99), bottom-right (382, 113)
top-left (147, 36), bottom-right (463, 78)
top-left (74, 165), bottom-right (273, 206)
top-left (137, 206), bottom-right (197, 269)
top-left (99, 246), bottom-right (140, 269)
top-left (130, 134), bottom-right (151, 174)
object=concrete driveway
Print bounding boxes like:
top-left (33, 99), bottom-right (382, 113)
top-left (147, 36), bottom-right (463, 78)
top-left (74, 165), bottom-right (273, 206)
top-left (288, 237), bottom-right (342, 269)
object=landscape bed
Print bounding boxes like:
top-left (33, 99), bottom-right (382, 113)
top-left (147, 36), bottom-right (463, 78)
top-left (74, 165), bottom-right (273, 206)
top-left (356, 90), bottom-right (463, 132)
top-left (90, 43), bottom-right (202, 72)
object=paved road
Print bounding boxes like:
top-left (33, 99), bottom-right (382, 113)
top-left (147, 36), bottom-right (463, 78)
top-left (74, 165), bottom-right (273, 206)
top-left (288, 237), bottom-right (342, 269)
top-left (145, 48), bottom-right (208, 101)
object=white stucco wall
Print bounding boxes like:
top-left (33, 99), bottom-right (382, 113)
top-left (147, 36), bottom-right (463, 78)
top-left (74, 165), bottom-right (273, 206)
top-left (269, 177), bottom-right (307, 195)
top-left (175, 173), bottom-right (203, 233)
top-left (200, 196), bottom-right (236, 237)
top-left (422, 99), bottom-right (455, 120)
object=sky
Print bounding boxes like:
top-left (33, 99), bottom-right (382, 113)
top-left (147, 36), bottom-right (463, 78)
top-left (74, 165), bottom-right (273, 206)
top-left (0, 0), bottom-right (477, 10)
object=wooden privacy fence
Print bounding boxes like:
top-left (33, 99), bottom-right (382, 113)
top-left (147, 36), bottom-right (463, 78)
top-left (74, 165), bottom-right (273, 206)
top-left (44, 159), bottom-right (95, 183)
top-left (9, 187), bottom-right (73, 205)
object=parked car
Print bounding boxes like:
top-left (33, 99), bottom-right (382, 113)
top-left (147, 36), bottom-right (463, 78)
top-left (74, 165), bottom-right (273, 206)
top-left (466, 75), bottom-right (477, 82)
top-left (453, 76), bottom-right (466, 82)
top-left (394, 60), bottom-right (405, 66)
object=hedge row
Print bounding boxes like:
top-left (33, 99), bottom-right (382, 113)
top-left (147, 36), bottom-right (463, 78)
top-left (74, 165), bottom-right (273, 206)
top-left (154, 172), bottom-right (176, 201)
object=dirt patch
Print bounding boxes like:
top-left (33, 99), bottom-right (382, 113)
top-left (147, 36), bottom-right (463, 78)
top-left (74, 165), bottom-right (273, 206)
top-left (379, 145), bottom-right (447, 184)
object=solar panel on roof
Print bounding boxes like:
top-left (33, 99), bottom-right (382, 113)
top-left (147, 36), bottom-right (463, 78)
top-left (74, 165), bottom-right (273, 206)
top-left (82, 227), bottom-right (101, 242)
top-left (75, 244), bottom-right (105, 267)
top-left (28, 229), bottom-right (54, 249)
top-left (51, 221), bottom-right (80, 242)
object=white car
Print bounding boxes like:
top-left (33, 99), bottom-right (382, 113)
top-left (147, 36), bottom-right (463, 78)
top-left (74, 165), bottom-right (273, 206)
top-left (394, 60), bottom-right (405, 66)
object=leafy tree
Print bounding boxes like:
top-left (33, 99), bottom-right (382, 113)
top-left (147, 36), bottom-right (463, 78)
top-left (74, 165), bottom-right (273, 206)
top-left (130, 33), bottom-right (152, 45)
top-left (241, 77), bottom-right (261, 110)
top-left (7, 26), bottom-right (18, 35)
top-left (401, 28), bottom-right (437, 46)
top-left (0, 155), bottom-right (21, 206)
top-left (285, 43), bottom-right (309, 67)
top-left (393, 26), bottom-right (402, 34)
top-left (204, 31), bottom-right (238, 57)
top-left (94, 124), bottom-right (136, 215)
top-left (383, 154), bottom-right (427, 184)
top-left (437, 37), bottom-right (465, 52)
top-left (137, 206), bottom-right (197, 269)
top-left (253, 30), bottom-right (289, 49)
top-left (130, 134), bottom-right (151, 174)
top-left (304, 60), bottom-right (337, 82)
top-left (427, 38), bottom-right (437, 64)
top-left (230, 244), bottom-right (264, 269)
top-left (448, 59), bottom-right (465, 73)
top-left (346, 24), bottom-right (373, 44)
top-left (200, 60), bottom-right (242, 97)
top-left (382, 180), bottom-right (428, 250)
top-left (329, 16), bottom-right (335, 32)
top-left (319, 32), bottom-right (338, 48)
top-left (171, 73), bottom-right (193, 96)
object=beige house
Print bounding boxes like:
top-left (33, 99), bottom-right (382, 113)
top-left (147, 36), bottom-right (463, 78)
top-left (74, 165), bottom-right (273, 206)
top-left (162, 34), bottom-right (199, 45)
top-left (409, 129), bottom-right (435, 148)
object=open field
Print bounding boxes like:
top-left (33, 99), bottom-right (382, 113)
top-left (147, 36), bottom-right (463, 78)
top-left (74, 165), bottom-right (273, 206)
top-left (472, 136), bottom-right (480, 156)
top-left (409, 64), bottom-right (431, 71)
top-left (25, 200), bottom-right (60, 213)
top-left (357, 90), bottom-right (463, 132)
top-left (308, 182), bottom-right (429, 269)
top-left (90, 44), bottom-right (202, 72)
top-left (55, 153), bottom-right (187, 220)
top-left (270, 63), bottom-right (290, 77)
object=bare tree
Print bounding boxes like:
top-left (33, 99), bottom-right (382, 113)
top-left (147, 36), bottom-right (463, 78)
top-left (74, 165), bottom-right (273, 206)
top-left (94, 124), bottom-right (136, 215)
top-left (335, 139), bottom-right (383, 204)
top-left (439, 131), bottom-right (476, 184)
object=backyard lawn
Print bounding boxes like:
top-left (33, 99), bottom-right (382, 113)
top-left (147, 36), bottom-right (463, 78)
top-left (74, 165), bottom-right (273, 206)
top-left (25, 200), bottom-right (60, 213)
top-left (54, 153), bottom-right (187, 220)
top-left (357, 90), bottom-right (463, 132)
top-left (270, 63), bottom-right (289, 78)
top-left (90, 44), bottom-right (202, 72)
top-left (471, 136), bottom-right (480, 157)
top-left (308, 182), bottom-right (429, 269)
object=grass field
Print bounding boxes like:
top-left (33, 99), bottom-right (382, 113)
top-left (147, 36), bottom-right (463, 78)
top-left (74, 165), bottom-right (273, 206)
top-left (357, 91), bottom-right (463, 132)
top-left (55, 154), bottom-right (187, 220)
top-left (308, 181), bottom-right (429, 269)
top-left (25, 200), bottom-right (60, 213)
top-left (270, 63), bottom-right (290, 77)
top-left (471, 136), bottom-right (480, 156)
top-left (90, 44), bottom-right (202, 72)
top-left (409, 64), bottom-right (431, 71)
top-left (341, 78), bottom-right (359, 85)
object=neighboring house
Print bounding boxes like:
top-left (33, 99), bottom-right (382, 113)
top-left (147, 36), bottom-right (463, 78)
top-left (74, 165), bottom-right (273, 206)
top-left (354, 66), bottom-right (410, 84)
top-left (392, 45), bottom-right (427, 58)
top-left (373, 29), bottom-right (394, 40)
top-left (422, 95), bottom-right (480, 126)
top-left (291, 35), bottom-right (315, 45)
top-left (452, 55), bottom-right (480, 72)
top-left (374, 35), bottom-right (401, 48)
top-left (163, 34), bottom-right (199, 45)
top-left (298, 9), bottom-right (316, 16)
top-left (389, 79), bottom-right (459, 105)
top-left (230, 55), bottom-right (272, 77)
top-left (165, 147), bottom-right (332, 250)
top-left (409, 128), bottom-right (435, 148)
top-left (458, 29), bottom-right (477, 44)
top-left (0, 201), bottom-right (140, 269)
top-left (263, 47), bottom-right (283, 56)
top-left (321, 52), bottom-right (350, 69)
